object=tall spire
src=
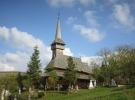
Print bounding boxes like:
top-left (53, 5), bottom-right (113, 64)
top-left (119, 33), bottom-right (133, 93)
top-left (55, 12), bottom-right (62, 40)
top-left (51, 13), bottom-right (65, 59)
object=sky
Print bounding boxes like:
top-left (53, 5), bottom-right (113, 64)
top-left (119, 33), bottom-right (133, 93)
top-left (0, 0), bottom-right (135, 71)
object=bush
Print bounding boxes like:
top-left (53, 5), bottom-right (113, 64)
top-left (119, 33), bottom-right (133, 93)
top-left (8, 94), bottom-right (14, 100)
top-left (38, 91), bottom-right (44, 98)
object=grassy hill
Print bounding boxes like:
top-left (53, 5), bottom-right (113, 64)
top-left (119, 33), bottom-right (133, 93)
top-left (40, 87), bottom-right (135, 100)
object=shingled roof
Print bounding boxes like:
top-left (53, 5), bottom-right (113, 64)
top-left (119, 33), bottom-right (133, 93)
top-left (46, 55), bottom-right (92, 74)
top-left (52, 38), bottom-right (65, 45)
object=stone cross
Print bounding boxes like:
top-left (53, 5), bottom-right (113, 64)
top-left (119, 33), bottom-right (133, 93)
top-left (94, 80), bottom-right (96, 87)
top-left (89, 80), bottom-right (94, 89)
top-left (19, 88), bottom-right (21, 95)
top-left (75, 85), bottom-right (79, 91)
top-left (14, 95), bottom-right (17, 100)
top-left (111, 79), bottom-right (116, 86)
top-left (1, 89), bottom-right (5, 100)
top-left (57, 84), bottom-right (60, 91)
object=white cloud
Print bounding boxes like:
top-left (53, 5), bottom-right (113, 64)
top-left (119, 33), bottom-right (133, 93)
top-left (3, 53), bottom-right (23, 64)
top-left (74, 24), bottom-right (105, 42)
top-left (78, 8), bottom-right (83, 12)
top-left (66, 16), bottom-right (77, 24)
top-left (107, 0), bottom-right (119, 4)
top-left (0, 52), bottom-right (28, 71)
top-left (113, 3), bottom-right (135, 29)
top-left (84, 10), bottom-right (99, 27)
top-left (81, 56), bottom-right (103, 66)
top-left (63, 48), bottom-right (73, 56)
top-left (0, 26), bottom-right (9, 41)
top-left (79, 0), bottom-right (95, 6)
top-left (0, 26), bottom-right (73, 71)
top-left (47, 0), bottom-right (95, 7)
top-left (0, 26), bottom-right (47, 51)
top-left (47, 0), bottom-right (75, 7)
top-left (0, 62), bottom-right (15, 71)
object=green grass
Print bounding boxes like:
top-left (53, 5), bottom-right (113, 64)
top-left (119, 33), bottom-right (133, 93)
top-left (37, 87), bottom-right (135, 100)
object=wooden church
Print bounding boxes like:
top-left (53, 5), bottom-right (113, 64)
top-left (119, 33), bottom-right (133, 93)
top-left (45, 16), bottom-right (94, 89)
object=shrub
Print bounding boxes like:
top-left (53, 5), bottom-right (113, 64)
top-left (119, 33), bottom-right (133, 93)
top-left (38, 91), bottom-right (44, 98)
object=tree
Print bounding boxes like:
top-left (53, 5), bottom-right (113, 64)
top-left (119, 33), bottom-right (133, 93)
top-left (92, 65), bottom-right (104, 86)
top-left (27, 46), bottom-right (41, 89)
top-left (95, 45), bottom-right (135, 86)
top-left (16, 72), bottom-right (23, 91)
top-left (115, 45), bottom-right (135, 84)
top-left (46, 68), bottom-right (58, 90)
top-left (64, 57), bottom-right (77, 89)
top-left (97, 48), bottom-right (113, 86)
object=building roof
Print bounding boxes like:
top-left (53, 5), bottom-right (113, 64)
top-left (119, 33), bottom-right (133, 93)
top-left (52, 38), bottom-right (65, 45)
top-left (55, 15), bottom-right (61, 40)
top-left (46, 55), bottom-right (92, 74)
top-left (53, 14), bottom-right (65, 45)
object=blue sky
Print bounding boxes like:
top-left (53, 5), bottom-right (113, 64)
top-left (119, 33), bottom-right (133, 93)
top-left (0, 0), bottom-right (135, 71)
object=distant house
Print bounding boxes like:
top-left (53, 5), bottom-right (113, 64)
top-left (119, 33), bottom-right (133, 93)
top-left (44, 16), bottom-right (94, 88)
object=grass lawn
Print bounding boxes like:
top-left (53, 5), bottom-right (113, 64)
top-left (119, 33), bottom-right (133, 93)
top-left (38, 87), bottom-right (135, 100)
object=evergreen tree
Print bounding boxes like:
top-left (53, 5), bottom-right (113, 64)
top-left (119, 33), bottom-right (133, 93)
top-left (64, 57), bottom-right (77, 88)
top-left (16, 72), bottom-right (23, 91)
top-left (27, 46), bottom-right (41, 89)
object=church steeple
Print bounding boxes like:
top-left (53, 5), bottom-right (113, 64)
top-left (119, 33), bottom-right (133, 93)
top-left (55, 14), bottom-right (61, 40)
top-left (51, 14), bottom-right (65, 59)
